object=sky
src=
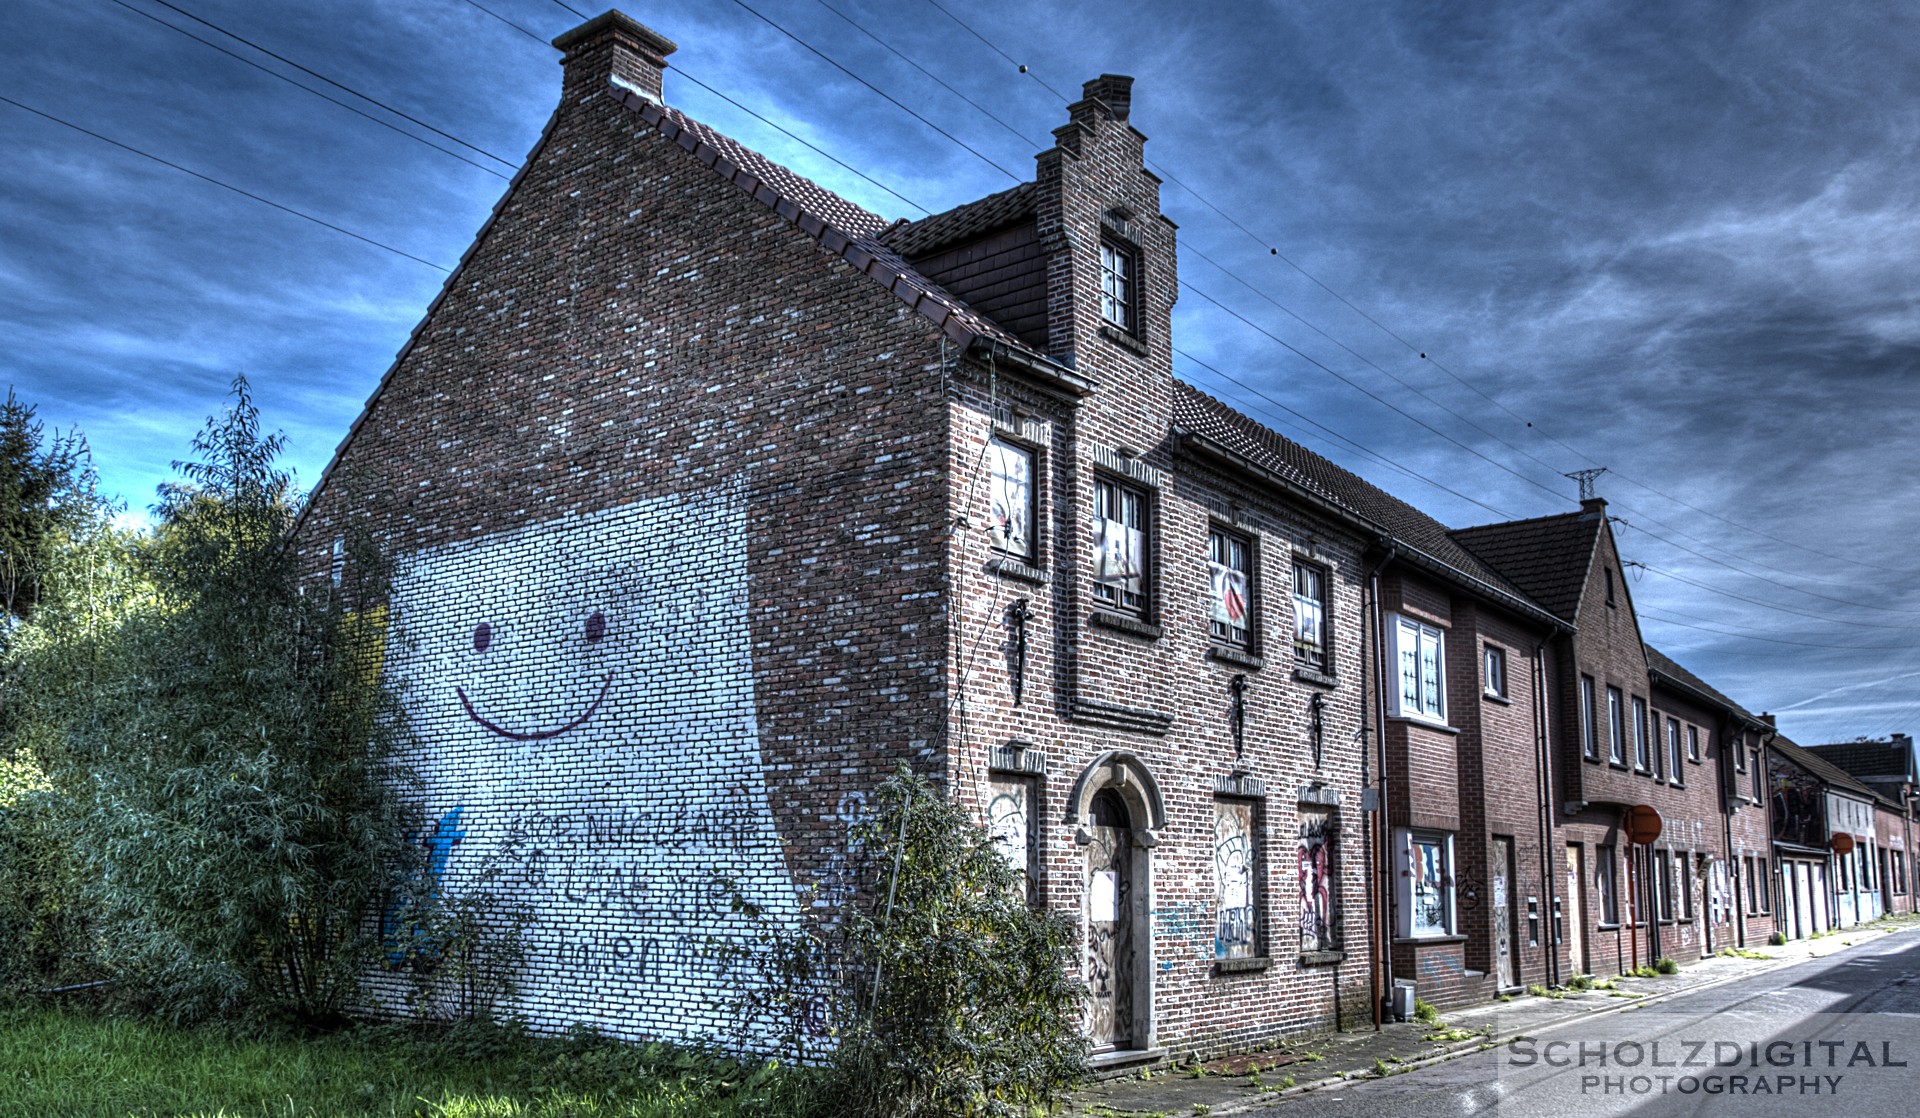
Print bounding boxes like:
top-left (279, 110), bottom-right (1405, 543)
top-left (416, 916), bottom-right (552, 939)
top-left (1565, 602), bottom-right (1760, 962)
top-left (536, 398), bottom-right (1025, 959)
top-left (4, 0), bottom-right (1918, 747)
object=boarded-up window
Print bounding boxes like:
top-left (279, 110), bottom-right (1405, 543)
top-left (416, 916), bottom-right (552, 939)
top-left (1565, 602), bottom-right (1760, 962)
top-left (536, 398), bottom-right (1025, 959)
top-left (987, 777), bottom-right (1034, 901)
top-left (1214, 800), bottom-right (1257, 959)
top-left (987, 438), bottom-right (1034, 561)
top-left (1299, 808), bottom-right (1338, 952)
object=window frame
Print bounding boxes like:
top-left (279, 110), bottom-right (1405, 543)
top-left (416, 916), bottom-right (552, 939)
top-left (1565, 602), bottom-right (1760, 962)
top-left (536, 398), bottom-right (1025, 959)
top-left (1483, 644), bottom-right (1508, 700)
top-left (1687, 724), bottom-right (1701, 763)
top-left (1090, 474), bottom-right (1150, 616)
top-left (1656, 850), bottom-right (1674, 922)
top-left (1607, 686), bottom-right (1627, 765)
top-left (1596, 843), bottom-right (1619, 925)
top-left (1389, 614), bottom-right (1447, 724)
top-left (1667, 718), bottom-right (1685, 786)
top-left (1758, 856), bottom-right (1771, 911)
top-left (1291, 558), bottom-right (1330, 669)
top-left (1402, 829), bottom-right (1456, 938)
top-left (1207, 525), bottom-right (1254, 648)
top-left (986, 435), bottom-right (1037, 563)
top-left (1580, 675), bottom-right (1598, 760)
top-left (1631, 696), bottom-right (1651, 772)
top-left (1098, 237), bottom-right (1139, 336)
top-left (1212, 798), bottom-right (1260, 960)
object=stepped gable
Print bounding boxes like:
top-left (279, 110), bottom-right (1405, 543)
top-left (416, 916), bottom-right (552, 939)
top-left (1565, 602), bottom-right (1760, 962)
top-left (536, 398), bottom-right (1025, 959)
top-left (879, 182), bottom-right (1039, 259)
top-left (607, 88), bottom-right (1022, 350)
top-left (1644, 643), bottom-right (1759, 720)
top-left (1451, 510), bottom-right (1604, 623)
top-left (1173, 381), bottom-right (1539, 610)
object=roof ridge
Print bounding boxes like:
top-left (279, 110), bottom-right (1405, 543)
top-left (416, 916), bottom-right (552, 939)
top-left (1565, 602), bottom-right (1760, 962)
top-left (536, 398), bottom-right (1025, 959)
top-left (1454, 508), bottom-right (1593, 534)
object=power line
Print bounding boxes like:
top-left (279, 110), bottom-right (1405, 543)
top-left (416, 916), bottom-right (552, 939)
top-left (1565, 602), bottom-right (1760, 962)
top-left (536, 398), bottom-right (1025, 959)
top-left (1172, 347), bottom-right (1514, 520)
top-left (543, 0), bottom-right (588, 20)
top-left (919, 0), bottom-right (1069, 102)
top-left (1638, 608), bottom-right (1908, 653)
top-left (723, 0), bottom-right (1025, 182)
top-left (1639, 562), bottom-right (1912, 631)
top-left (105, 0), bottom-right (508, 180)
top-left (473, 0), bottom-right (933, 214)
top-left (0, 92), bottom-right (449, 271)
top-left (143, 0), bottom-right (518, 168)
top-left (456, 0), bottom-right (546, 42)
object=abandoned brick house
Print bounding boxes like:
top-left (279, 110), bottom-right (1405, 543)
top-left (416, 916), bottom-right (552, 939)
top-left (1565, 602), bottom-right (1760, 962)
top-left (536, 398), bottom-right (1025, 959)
top-left (293, 7), bottom-right (1908, 1063)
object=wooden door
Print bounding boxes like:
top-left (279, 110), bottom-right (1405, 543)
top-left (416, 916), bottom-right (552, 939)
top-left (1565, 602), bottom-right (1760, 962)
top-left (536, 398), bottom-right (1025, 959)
top-left (1085, 788), bottom-right (1134, 1050)
top-left (1565, 844), bottom-right (1587, 975)
top-left (1493, 837), bottom-right (1516, 988)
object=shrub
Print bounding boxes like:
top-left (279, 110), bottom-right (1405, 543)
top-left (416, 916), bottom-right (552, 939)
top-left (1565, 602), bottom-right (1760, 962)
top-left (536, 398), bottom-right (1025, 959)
top-left (1654, 957), bottom-right (1679, 975)
top-left (720, 765), bottom-right (1087, 1117)
top-left (1413, 998), bottom-right (1440, 1023)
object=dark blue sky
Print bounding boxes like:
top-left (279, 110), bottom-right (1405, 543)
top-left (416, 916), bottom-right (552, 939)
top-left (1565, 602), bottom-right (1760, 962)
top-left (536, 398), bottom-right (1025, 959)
top-left (5, 0), bottom-right (1917, 744)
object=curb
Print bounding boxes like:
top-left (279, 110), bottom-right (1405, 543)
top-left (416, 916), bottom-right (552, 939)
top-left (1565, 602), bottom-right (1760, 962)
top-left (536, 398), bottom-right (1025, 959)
top-left (1196, 921), bottom-right (1918, 1116)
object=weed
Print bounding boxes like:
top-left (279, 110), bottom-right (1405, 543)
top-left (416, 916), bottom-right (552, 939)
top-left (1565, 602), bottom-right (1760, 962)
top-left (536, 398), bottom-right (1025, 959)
top-left (1628, 965), bottom-right (1658, 978)
top-left (1297, 1051), bottom-right (1324, 1063)
top-left (1655, 956), bottom-right (1680, 975)
top-left (1718, 947), bottom-right (1768, 960)
top-left (1769, 931), bottom-right (1787, 946)
top-left (1413, 998), bottom-right (1440, 1024)
top-left (1497, 994), bottom-right (1512, 1003)
top-left (1193, 1105), bottom-right (1213, 1117)
top-left (1422, 1028), bottom-right (1476, 1044)
top-left (1566, 974), bottom-right (1593, 992)
top-left (1372, 1058), bottom-right (1391, 1077)
top-left (1526, 984), bottom-right (1566, 1000)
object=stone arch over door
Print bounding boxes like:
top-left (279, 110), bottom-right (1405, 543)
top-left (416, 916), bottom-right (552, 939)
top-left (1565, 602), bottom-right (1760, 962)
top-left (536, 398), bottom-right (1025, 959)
top-left (1067, 752), bottom-right (1164, 1054)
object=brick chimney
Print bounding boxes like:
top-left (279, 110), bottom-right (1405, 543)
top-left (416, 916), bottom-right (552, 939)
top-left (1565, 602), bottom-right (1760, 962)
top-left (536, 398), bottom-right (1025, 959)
top-left (553, 10), bottom-right (677, 105)
top-left (1761, 712), bottom-right (1776, 727)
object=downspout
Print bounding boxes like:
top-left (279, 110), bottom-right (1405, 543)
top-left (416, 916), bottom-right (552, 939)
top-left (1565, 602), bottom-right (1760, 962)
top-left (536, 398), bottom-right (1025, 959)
top-left (1717, 715), bottom-right (1738, 949)
top-left (1532, 638), bottom-right (1559, 985)
top-left (1366, 544), bottom-right (1397, 1028)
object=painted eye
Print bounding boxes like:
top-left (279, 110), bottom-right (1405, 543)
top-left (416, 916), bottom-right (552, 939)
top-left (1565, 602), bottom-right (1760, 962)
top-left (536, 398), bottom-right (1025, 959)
top-left (585, 610), bottom-right (606, 643)
top-left (473, 622), bottom-right (492, 653)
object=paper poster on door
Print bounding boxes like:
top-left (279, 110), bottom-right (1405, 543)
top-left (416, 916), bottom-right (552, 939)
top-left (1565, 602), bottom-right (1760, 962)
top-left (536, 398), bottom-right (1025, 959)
top-left (1091, 870), bottom-right (1119, 922)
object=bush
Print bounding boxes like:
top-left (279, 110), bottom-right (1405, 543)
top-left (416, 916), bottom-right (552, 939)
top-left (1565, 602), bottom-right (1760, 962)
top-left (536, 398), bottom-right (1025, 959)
top-left (721, 765), bottom-right (1087, 1117)
top-left (1654, 957), bottom-right (1679, 975)
top-left (1412, 998), bottom-right (1440, 1023)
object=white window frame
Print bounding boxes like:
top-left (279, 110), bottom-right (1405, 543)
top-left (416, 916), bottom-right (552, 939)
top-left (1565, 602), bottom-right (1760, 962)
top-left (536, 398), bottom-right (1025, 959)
top-left (1389, 614), bottom-right (1446, 724)
top-left (1483, 644), bottom-right (1508, 699)
top-left (1667, 718), bottom-right (1685, 785)
top-left (1607, 686), bottom-right (1626, 765)
top-left (1631, 696), bottom-right (1651, 772)
top-left (1208, 527), bottom-right (1253, 647)
top-left (1098, 239), bottom-right (1137, 334)
top-left (1687, 724), bottom-right (1701, 763)
top-left (986, 436), bottom-right (1035, 562)
top-left (1090, 475), bottom-right (1149, 614)
top-left (1398, 829), bottom-right (1455, 938)
top-left (1580, 675), bottom-right (1598, 760)
top-left (1291, 559), bottom-right (1329, 668)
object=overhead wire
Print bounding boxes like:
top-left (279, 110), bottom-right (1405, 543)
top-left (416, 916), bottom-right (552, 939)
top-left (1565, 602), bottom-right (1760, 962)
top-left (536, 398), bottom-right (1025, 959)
top-left (105, 0), bottom-right (508, 180)
top-left (0, 92), bottom-right (450, 271)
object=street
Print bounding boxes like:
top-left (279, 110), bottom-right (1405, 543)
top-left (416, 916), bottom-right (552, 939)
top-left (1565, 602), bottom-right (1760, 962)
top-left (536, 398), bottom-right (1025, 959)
top-left (1251, 935), bottom-right (1920, 1118)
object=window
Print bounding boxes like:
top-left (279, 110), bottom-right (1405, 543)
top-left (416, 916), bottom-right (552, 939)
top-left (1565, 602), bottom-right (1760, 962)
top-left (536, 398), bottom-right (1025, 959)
top-left (987, 437), bottom-right (1035, 561)
top-left (1631, 697), bottom-right (1651, 771)
top-left (1758, 857), bottom-right (1770, 911)
top-left (1291, 561), bottom-right (1329, 668)
top-left (1580, 675), bottom-right (1598, 760)
top-left (1484, 645), bottom-right (1508, 699)
top-left (1750, 750), bottom-right (1762, 801)
top-left (1687, 725), bottom-right (1701, 763)
top-left (1098, 239), bottom-right (1136, 333)
top-left (1680, 855), bottom-right (1695, 919)
top-left (1607, 687), bottom-right (1626, 764)
top-left (1299, 807), bottom-right (1338, 952)
top-left (1667, 718), bottom-right (1684, 785)
top-left (1605, 566), bottom-right (1616, 605)
top-left (1090, 476), bottom-right (1148, 613)
top-left (1735, 743), bottom-right (1747, 772)
top-left (1214, 800), bottom-right (1257, 959)
top-left (1207, 528), bottom-right (1252, 646)
top-left (1656, 851), bottom-right (1674, 921)
top-left (1744, 857), bottom-right (1758, 914)
top-left (1894, 851), bottom-right (1907, 895)
top-left (1402, 830), bottom-right (1454, 937)
top-left (1597, 844), bottom-right (1619, 925)
top-left (1391, 615), bottom-right (1446, 722)
top-left (987, 776), bottom-right (1036, 901)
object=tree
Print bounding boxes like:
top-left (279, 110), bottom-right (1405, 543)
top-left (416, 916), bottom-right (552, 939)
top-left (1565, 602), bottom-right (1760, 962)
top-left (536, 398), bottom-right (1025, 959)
top-left (0, 388), bottom-right (90, 623)
top-left (16, 377), bottom-right (417, 1022)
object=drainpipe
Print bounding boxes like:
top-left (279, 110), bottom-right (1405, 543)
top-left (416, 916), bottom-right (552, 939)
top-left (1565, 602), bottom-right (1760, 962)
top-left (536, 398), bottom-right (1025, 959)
top-left (1716, 715), bottom-right (1738, 949)
top-left (1365, 544), bottom-right (1397, 1029)
top-left (1532, 638), bottom-right (1559, 985)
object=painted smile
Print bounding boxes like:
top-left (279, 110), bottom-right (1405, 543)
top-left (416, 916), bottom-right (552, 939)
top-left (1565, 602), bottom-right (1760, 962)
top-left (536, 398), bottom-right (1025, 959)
top-left (457, 674), bottom-right (614, 741)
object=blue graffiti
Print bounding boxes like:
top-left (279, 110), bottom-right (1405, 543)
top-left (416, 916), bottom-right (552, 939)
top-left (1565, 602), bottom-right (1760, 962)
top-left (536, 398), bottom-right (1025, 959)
top-left (383, 806), bottom-right (467, 967)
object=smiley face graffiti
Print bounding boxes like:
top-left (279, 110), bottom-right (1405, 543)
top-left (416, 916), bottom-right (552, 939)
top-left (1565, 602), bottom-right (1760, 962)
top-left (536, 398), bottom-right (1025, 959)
top-left (456, 610), bottom-right (614, 740)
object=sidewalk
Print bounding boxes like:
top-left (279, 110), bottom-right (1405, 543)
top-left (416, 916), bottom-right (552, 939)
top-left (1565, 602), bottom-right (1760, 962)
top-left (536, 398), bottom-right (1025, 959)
top-left (1071, 913), bottom-right (1920, 1117)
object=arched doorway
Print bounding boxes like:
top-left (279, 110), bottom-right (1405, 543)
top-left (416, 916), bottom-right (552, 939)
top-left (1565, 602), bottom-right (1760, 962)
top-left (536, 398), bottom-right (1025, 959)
top-left (1068, 752), bottom-right (1165, 1053)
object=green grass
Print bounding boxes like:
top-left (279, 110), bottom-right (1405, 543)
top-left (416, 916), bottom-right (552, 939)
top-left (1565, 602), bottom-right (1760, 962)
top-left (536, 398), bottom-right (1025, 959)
top-left (0, 1005), bottom-right (794, 1117)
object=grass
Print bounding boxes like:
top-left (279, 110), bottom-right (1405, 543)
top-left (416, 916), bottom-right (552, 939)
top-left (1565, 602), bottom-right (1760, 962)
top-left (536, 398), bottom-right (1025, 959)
top-left (1718, 947), bottom-right (1769, 960)
top-left (0, 1004), bottom-right (794, 1117)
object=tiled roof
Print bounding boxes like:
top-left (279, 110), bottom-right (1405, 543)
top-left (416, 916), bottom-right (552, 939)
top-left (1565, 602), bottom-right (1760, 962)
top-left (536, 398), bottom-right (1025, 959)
top-left (1770, 734), bottom-right (1877, 800)
top-left (1644, 644), bottom-right (1759, 722)
top-left (1450, 512), bottom-right (1601, 622)
top-left (611, 91), bottom-right (1023, 350)
top-left (880, 182), bottom-right (1039, 259)
top-left (1172, 383), bottom-right (1549, 615)
top-left (1805, 741), bottom-right (1913, 780)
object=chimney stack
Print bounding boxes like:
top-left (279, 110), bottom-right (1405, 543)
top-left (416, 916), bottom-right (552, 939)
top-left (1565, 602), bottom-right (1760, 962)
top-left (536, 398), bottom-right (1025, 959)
top-left (553, 10), bottom-right (677, 104)
top-left (1760, 712), bottom-right (1776, 728)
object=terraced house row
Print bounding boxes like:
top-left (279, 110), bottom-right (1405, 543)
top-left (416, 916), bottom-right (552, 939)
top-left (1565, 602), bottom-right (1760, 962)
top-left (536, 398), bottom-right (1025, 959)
top-left (295, 10), bottom-right (1919, 1066)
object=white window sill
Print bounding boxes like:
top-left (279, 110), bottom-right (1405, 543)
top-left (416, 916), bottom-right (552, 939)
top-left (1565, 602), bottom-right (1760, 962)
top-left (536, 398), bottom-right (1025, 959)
top-left (1387, 714), bottom-right (1459, 735)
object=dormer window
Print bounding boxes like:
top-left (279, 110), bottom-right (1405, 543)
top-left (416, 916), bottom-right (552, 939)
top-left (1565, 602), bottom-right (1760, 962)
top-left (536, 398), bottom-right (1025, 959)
top-left (1099, 238), bottom-right (1137, 334)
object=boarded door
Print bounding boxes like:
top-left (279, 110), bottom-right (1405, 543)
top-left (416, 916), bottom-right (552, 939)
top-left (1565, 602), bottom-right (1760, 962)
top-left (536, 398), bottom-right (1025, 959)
top-left (1565, 844), bottom-right (1587, 975)
top-left (1085, 788), bottom-right (1134, 1049)
top-left (1493, 836), bottom-right (1516, 989)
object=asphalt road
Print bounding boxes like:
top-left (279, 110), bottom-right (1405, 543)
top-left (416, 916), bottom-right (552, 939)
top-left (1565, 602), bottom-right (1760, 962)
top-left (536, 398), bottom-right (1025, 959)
top-left (1253, 936), bottom-right (1920, 1118)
